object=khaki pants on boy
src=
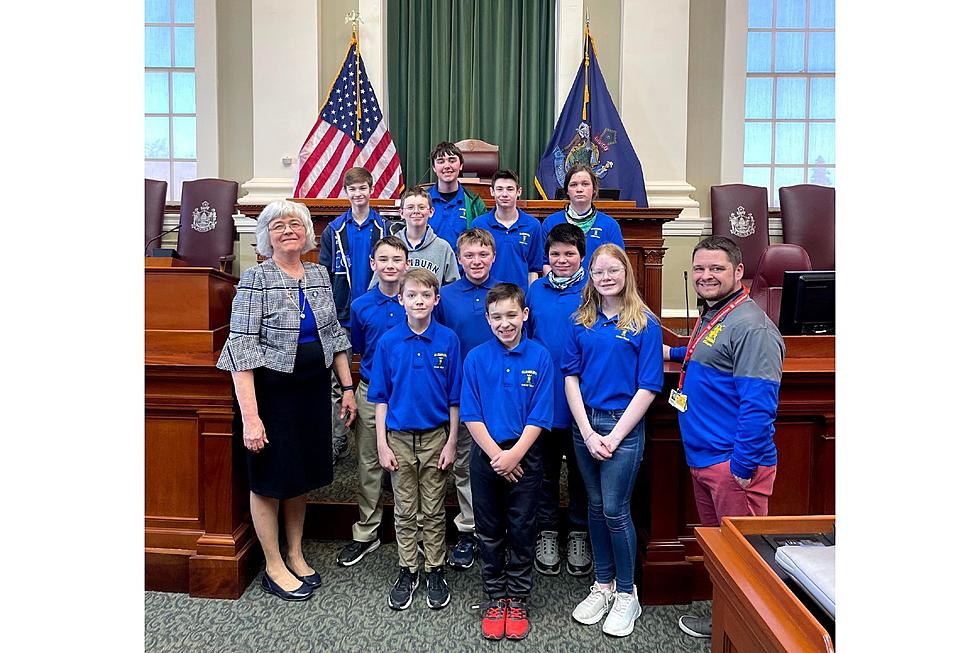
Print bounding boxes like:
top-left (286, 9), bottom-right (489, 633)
top-left (351, 380), bottom-right (383, 542)
top-left (388, 426), bottom-right (449, 573)
top-left (452, 423), bottom-right (475, 535)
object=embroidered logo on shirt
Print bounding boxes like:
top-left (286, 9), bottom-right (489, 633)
top-left (589, 227), bottom-right (603, 239)
top-left (519, 232), bottom-right (531, 245)
top-left (615, 328), bottom-right (632, 342)
top-left (521, 369), bottom-right (538, 387)
top-left (703, 324), bottom-right (725, 347)
top-left (433, 352), bottom-right (448, 369)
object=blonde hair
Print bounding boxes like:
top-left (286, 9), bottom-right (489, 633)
top-left (399, 267), bottom-right (440, 294)
top-left (575, 244), bottom-right (654, 334)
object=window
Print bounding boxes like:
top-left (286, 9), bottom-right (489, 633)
top-left (145, 0), bottom-right (196, 201)
top-left (743, 0), bottom-right (834, 207)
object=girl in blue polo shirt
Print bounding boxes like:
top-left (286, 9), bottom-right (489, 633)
top-left (541, 163), bottom-right (625, 275)
top-left (562, 243), bottom-right (663, 638)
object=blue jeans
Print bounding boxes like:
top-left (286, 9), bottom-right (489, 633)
top-left (571, 406), bottom-right (645, 594)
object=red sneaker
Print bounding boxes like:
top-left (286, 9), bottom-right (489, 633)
top-left (505, 597), bottom-right (530, 640)
top-left (481, 599), bottom-right (507, 640)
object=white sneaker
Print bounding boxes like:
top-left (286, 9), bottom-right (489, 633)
top-left (602, 587), bottom-right (641, 637)
top-left (571, 581), bottom-right (615, 625)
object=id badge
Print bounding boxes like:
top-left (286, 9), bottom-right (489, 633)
top-left (668, 388), bottom-right (688, 412)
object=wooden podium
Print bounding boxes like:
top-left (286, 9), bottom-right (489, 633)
top-left (697, 515), bottom-right (835, 653)
top-left (145, 262), bottom-right (260, 598)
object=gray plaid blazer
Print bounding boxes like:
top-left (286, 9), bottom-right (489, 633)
top-left (216, 259), bottom-right (351, 373)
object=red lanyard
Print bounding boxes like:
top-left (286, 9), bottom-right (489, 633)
top-left (678, 287), bottom-right (749, 392)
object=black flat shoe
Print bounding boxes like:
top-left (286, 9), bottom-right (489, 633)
top-left (285, 564), bottom-right (322, 589)
top-left (260, 573), bottom-right (314, 601)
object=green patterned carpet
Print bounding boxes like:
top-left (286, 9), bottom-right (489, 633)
top-left (145, 539), bottom-right (712, 652)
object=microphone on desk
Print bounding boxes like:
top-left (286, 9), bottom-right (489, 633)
top-left (683, 271), bottom-right (692, 336)
top-left (144, 223), bottom-right (182, 256)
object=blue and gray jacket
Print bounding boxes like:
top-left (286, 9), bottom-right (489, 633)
top-left (668, 289), bottom-right (785, 478)
top-left (318, 210), bottom-right (390, 326)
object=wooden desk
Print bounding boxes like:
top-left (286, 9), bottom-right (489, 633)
top-left (145, 264), bottom-right (260, 598)
top-left (236, 199), bottom-right (679, 316)
top-left (635, 330), bottom-right (834, 605)
top-left (697, 516), bottom-right (835, 653)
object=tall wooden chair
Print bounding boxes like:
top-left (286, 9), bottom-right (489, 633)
top-left (778, 184), bottom-right (835, 271)
top-left (176, 178), bottom-right (239, 272)
top-left (710, 184), bottom-right (770, 286)
top-left (145, 178), bottom-right (168, 253)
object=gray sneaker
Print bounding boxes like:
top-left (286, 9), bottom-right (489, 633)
top-left (333, 433), bottom-right (351, 461)
top-left (678, 614), bottom-right (712, 638)
top-left (566, 531), bottom-right (593, 576)
top-left (534, 530), bottom-right (560, 575)
top-left (602, 587), bottom-right (642, 637)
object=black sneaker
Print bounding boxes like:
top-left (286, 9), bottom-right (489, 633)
top-left (534, 530), bottom-right (560, 575)
top-left (426, 566), bottom-right (451, 609)
top-left (387, 566), bottom-right (419, 610)
top-left (448, 533), bottom-right (477, 569)
top-left (678, 614), bottom-right (712, 638)
top-left (336, 538), bottom-right (380, 567)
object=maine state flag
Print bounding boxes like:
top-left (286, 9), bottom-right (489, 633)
top-left (534, 25), bottom-right (647, 207)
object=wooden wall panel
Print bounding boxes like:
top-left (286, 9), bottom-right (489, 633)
top-left (145, 416), bottom-right (200, 522)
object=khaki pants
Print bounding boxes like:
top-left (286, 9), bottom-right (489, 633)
top-left (453, 423), bottom-right (475, 535)
top-left (388, 426), bottom-right (449, 572)
top-left (351, 380), bottom-right (384, 542)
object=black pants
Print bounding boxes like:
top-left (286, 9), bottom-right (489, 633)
top-left (471, 439), bottom-right (543, 599)
top-left (536, 427), bottom-right (588, 532)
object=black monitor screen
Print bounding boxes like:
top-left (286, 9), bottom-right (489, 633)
top-left (778, 271), bottom-right (835, 335)
top-left (554, 187), bottom-right (621, 201)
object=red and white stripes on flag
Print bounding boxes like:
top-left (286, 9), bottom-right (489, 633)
top-left (293, 34), bottom-right (404, 199)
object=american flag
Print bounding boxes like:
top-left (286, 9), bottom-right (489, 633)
top-left (293, 35), bottom-right (404, 199)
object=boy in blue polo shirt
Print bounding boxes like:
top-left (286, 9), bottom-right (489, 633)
top-left (461, 283), bottom-right (554, 641)
top-left (472, 170), bottom-right (543, 294)
top-left (434, 227), bottom-right (501, 571)
top-left (526, 224), bottom-right (592, 577)
top-left (428, 141), bottom-right (487, 252)
top-left (319, 167), bottom-right (391, 460)
top-left (370, 268), bottom-right (462, 611)
top-left (335, 236), bottom-right (409, 568)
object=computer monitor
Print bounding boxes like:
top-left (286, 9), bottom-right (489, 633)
top-left (554, 187), bottom-right (621, 201)
top-left (778, 271), bottom-right (835, 335)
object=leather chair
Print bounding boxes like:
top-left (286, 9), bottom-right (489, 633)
top-left (710, 184), bottom-right (770, 286)
top-left (748, 244), bottom-right (812, 326)
top-left (176, 178), bottom-right (239, 272)
top-left (778, 184), bottom-right (835, 270)
top-left (145, 178), bottom-right (168, 253)
top-left (455, 138), bottom-right (499, 183)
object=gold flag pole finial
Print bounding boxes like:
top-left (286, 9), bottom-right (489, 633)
top-left (345, 11), bottom-right (363, 140)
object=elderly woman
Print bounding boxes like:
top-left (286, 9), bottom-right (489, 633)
top-left (217, 200), bottom-right (357, 601)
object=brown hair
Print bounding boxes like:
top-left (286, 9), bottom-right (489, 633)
top-left (399, 268), bottom-right (440, 294)
top-left (372, 235), bottom-right (409, 258)
top-left (343, 167), bottom-right (373, 188)
top-left (456, 228), bottom-right (496, 254)
top-left (692, 235), bottom-right (743, 267)
top-left (429, 141), bottom-right (464, 167)
top-left (399, 185), bottom-right (432, 208)
top-left (485, 282), bottom-right (526, 313)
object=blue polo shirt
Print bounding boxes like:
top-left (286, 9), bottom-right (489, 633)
top-left (367, 319), bottom-right (463, 431)
top-left (434, 276), bottom-right (500, 361)
top-left (526, 274), bottom-right (589, 428)
top-left (540, 210), bottom-right (625, 268)
top-left (460, 336), bottom-right (555, 445)
top-left (429, 187), bottom-right (470, 253)
top-left (561, 313), bottom-right (664, 411)
top-left (328, 209), bottom-right (386, 326)
top-left (472, 209), bottom-right (543, 293)
top-left (350, 286), bottom-right (406, 383)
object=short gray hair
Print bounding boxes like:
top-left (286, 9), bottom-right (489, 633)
top-left (255, 200), bottom-right (316, 257)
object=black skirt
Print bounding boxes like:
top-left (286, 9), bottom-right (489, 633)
top-left (234, 340), bottom-right (333, 499)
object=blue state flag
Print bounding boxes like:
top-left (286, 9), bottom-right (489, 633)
top-left (534, 26), bottom-right (647, 207)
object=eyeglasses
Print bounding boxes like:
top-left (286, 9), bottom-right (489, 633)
top-left (589, 267), bottom-right (625, 278)
top-left (269, 220), bottom-right (306, 233)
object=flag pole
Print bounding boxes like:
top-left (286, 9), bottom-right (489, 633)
top-left (582, 12), bottom-right (590, 122)
top-left (346, 11), bottom-right (363, 140)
